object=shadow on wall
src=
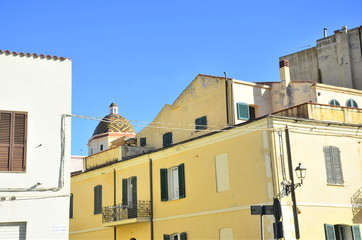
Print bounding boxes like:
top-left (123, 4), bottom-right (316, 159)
top-left (352, 211), bottom-right (362, 224)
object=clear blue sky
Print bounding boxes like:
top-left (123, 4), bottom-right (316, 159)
top-left (1, 1), bottom-right (361, 155)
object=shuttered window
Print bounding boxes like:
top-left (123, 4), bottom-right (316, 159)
top-left (69, 194), bottom-right (74, 218)
top-left (122, 177), bottom-right (137, 207)
top-left (140, 137), bottom-right (146, 147)
top-left (323, 146), bottom-right (344, 185)
top-left (0, 111), bottom-right (27, 172)
top-left (163, 132), bottom-right (173, 147)
top-left (94, 185), bottom-right (102, 214)
top-left (324, 224), bottom-right (336, 240)
top-left (236, 103), bottom-right (256, 120)
top-left (163, 232), bottom-right (187, 240)
top-left (353, 225), bottom-right (362, 240)
top-left (195, 116), bottom-right (207, 130)
top-left (160, 163), bottom-right (185, 201)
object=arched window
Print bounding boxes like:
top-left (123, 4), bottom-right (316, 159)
top-left (328, 99), bottom-right (340, 106)
top-left (346, 99), bottom-right (358, 108)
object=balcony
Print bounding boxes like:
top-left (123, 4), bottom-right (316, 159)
top-left (102, 200), bottom-right (151, 227)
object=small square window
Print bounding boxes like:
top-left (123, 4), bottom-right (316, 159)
top-left (140, 137), bottom-right (147, 147)
top-left (162, 132), bottom-right (173, 147)
top-left (195, 116), bottom-right (207, 130)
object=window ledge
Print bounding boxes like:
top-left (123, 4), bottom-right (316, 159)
top-left (327, 183), bottom-right (345, 187)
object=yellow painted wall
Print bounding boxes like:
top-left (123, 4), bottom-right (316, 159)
top-left (85, 147), bottom-right (121, 169)
top-left (70, 155), bottom-right (151, 239)
top-left (71, 115), bottom-right (362, 240)
top-left (136, 74), bottom-right (228, 149)
top-left (271, 117), bottom-right (362, 239)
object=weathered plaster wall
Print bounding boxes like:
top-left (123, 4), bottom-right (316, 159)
top-left (280, 26), bottom-right (362, 90)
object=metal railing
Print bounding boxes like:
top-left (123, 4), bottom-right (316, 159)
top-left (351, 186), bottom-right (362, 216)
top-left (102, 200), bottom-right (151, 223)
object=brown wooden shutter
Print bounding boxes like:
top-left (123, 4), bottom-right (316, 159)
top-left (13, 113), bottom-right (26, 171)
top-left (0, 111), bottom-right (27, 172)
top-left (0, 113), bottom-right (11, 171)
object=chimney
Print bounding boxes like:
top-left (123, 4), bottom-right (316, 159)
top-left (323, 28), bottom-right (327, 38)
top-left (279, 60), bottom-right (290, 85)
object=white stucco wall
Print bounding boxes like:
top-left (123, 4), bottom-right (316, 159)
top-left (0, 52), bottom-right (71, 239)
top-left (232, 80), bottom-right (272, 125)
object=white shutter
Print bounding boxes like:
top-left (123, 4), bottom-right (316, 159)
top-left (0, 222), bottom-right (26, 240)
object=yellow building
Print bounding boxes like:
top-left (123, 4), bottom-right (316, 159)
top-left (136, 62), bottom-right (362, 150)
top-left (70, 61), bottom-right (362, 239)
top-left (70, 102), bottom-right (362, 240)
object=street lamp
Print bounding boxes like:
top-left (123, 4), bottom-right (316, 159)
top-left (295, 163), bottom-right (307, 185)
top-left (280, 163), bottom-right (307, 197)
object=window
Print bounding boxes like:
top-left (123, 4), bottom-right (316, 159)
top-left (324, 224), bottom-right (361, 240)
top-left (0, 111), bottom-right (27, 172)
top-left (122, 177), bottom-right (137, 207)
top-left (323, 146), bottom-right (344, 185)
top-left (163, 232), bottom-right (187, 240)
top-left (94, 185), bottom-right (102, 214)
top-left (195, 116), bottom-right (207, 130)
top-left (69, 193), bottom-right (74, 218)
top-left (160, 164), bottom-right (185, 201)
top-left (163, 132), bottom-right (173, 147)
top-left (346, 99), bottom-right (358, 108)
top-left (100, 144), bottom-right (103, 151)
top-left (122, 176), bottom-right (137, 218)
top-left (140, 137), bottom-right (146, 147)
top-left (329, 99), bottom-right (340, 106)
top-left (236, 103), bottom-right (256, 120)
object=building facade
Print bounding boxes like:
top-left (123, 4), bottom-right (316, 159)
top-left (136, 61), bottom-right (362, 149)
top-left (70, 106), bottom-right (362, 240)
top-left (0, 50), bottom-right (72, 239)
top-left (280, 25), bottom-right (362, 90)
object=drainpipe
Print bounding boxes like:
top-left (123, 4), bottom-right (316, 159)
top-left (285, 126), bottom-right (300, 239)
top-left (149, 157), bottom-right (154, 240)
top-left (224, 72), bottom-right (230, 126)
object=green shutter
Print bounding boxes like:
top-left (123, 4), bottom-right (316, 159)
top-left (237, 102), bottom-right (250, 120)
top-left (163, 234), bottom-right (170, 240)
top-left (94, 185), bottom-right (102, 214)
top-left (324, 147), bottom-right (335, 184)
top-left (122, 179), bottom-right (128, 206)
top-left (131, 176), bottom-right (137, 205)
top-left (180, 232), bottom-right (187, 240)
top-left (331, 147), bottom-right (344, 184)
top-left (163, 132), bottom-right (173, 147)
top-left (178, 163), bottom-right (186, 199)
top-left (324, 224), bottom-right (336, 240)
top-left (69, 193), bottom-right (73, 218)
top-left (140, 137), bottom-right (146, 146)
top-left (160, 168), bottom-right (168, 201)
top-left (353, 225), bottom-right (361, 240)
top-left (195, 116), bottom-right (207, 130)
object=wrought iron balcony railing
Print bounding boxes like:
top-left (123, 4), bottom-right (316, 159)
top-left (102, 200), bottom-right (151, 223)
top-left (351, 186), bottom-right (362, 216)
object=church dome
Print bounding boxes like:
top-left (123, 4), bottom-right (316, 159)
top-left (92, 103), bottom-right (135, 137)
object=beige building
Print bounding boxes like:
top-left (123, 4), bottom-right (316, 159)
top-left (136, 61), bottom-right (362, 149)
top-left (280, 25), bottom-right (362, 90)
top-left (70, 103), bottom-right (362, 240)
top-left (70, 59), bottom-right (362, 239)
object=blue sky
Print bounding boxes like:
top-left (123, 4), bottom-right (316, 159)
top-left (1, 0), bottom-right (361, 155)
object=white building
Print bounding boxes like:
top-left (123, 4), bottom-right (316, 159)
top-left (0, 50), bottom-right (71, 240)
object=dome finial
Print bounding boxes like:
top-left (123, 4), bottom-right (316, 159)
top-left (109, 102), bottom-right (118, 114)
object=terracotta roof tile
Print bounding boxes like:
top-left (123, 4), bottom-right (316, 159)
top-left (0, 49), bottom-right (70, 61)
